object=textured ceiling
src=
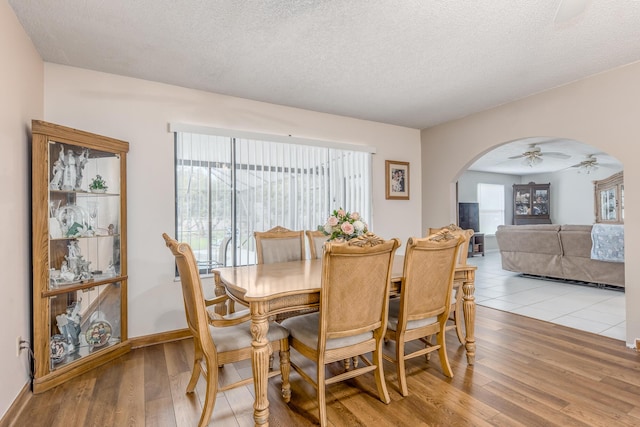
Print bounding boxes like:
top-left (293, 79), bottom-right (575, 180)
top-left (8, 1), bottom-right (634, 173)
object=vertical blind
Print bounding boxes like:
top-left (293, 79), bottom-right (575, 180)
top-left (175, 131), bottom-right (372, 271)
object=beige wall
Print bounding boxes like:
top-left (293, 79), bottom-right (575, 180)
top-left (0, 1), bottom-right (44, 419)
top-left (421, 62), bottom-right (640, 347)
top-left (43, 63), bottom-right (422, 338)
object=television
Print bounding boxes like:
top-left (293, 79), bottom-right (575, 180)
top-left (458, 202), bottom-right (480, 232)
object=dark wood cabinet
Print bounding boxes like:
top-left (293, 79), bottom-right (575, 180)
top-left (513, 182), bottom-right (551, 225)
top-left (469, 233), bottom-right (485, 257)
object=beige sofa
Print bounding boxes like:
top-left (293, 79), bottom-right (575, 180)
top-left (495, 224), bottom-right (625, 288)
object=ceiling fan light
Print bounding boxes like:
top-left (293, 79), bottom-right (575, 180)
top-left (578, 163), bottom-right (598, 174)
top-left (522, 155), bottom-right (542, 167)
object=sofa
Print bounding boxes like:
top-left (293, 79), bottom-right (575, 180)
top-left (495, 224), bottom-right (625, 288)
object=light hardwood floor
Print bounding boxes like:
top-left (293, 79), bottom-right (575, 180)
top-left (10, 305), bottom-right (640, 426)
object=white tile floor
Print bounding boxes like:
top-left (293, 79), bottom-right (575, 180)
top-left (466, 250), bottom-right (626, 340)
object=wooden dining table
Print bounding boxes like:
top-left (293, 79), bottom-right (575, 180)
top-left (212, 256), bottom-right (477, 427)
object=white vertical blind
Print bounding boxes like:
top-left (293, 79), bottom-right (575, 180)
top-left (477, 183), bottom-right (505, 235)
top-left (176, 131), bottom-right (372, 270)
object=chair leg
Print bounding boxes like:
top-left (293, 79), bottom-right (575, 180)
top-left (372, 345), bottom-right (391, 404)
top-left (198, 355), bottom-right (218, 427)
top-left (317, 361), bottom-right (328, 427)
top-left (454, 299), bottom-right (465, 344)
top-left (436, 330), bottom-right (453, 378)
top-left (279, 341), bottom-right (291, 403)
top-left (396, 339), bottom-right (409, 397)
top-left (187, 345), bottom-right (204, 393)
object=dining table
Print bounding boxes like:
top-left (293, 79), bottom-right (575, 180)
top-left (212, 256), bottom-right (477, 427)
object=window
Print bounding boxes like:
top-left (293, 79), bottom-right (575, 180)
top-left (174, 129), bottom-right (372, 272)
top-left (477, 183), bottom-right (504, 235)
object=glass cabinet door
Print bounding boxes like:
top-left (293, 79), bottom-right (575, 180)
top-left (46, 141), bottom-right (124, 370)
top-left (532, 189), bottom-right (549, 216)
top-left (594, 172), bottom-right (623, 224)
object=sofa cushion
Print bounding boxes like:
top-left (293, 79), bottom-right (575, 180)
top-left (559, 225), bottom-right (593, 258)
top-left (495, 225), bottom-right (562, 255)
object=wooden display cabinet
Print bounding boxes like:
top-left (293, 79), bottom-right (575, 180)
top-left (513, 182), bottom-right (551, 225)
top-left (594, 171), bottom-right (624, 224)
top-left (31, 120), bottom-right (130, 393)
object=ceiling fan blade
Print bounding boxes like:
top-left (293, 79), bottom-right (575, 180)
top-left (541, 152), bottom-right (571, 159)
top-left (508, 154), bottom-right (525, 160)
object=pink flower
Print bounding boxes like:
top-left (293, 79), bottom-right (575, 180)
top-left (327, 216), bottom-right (339, 226)
top-left (351, 212), bottom-right (360, 220)
top-left (337, 209), bottom-right (346, 218)
top-left (341, 222), bottom-right (354, 235)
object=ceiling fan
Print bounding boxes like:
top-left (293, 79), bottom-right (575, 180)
top-left (508, 144), bottom-right (571, 167)
top-left (570, 154), bottom-right (599, 174)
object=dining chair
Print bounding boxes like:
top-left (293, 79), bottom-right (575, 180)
top-left (281, 232), bottom-right (401, 427)
top-left (305, 229), bottom-right (327, 259)
top-left (427, 224), bottom-right (474, 343)
top-left (255, 225), bottom-right (313, 322)
top-left (162, 233), bottom-right (291, 427)
top-left (254, 225), bottom-right (306, 264)
top-left (383, 231), bottom-right (464, 397)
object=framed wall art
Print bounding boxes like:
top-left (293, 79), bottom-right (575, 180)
top-left (385, 160), bottom-right (409, 200)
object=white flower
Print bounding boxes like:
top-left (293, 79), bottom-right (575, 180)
top-left (324, 223), bottom-right (333, 234)
top-left (353, 220), bottom-right (365, 232)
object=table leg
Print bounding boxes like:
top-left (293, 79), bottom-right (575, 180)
top-left (462, 269), bottom-right (476, 365)
top-left (251, 301), bottom-right (271, 426)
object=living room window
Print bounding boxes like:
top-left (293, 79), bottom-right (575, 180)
top-left (173, 126), bottom-right (373, 272)
top-left (477, 183), bottom-right (505, 235)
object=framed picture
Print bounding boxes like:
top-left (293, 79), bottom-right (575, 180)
top-left (385, 160), bottom-right (409, 200)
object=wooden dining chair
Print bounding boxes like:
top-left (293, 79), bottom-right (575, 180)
top-left (427, 224), bottom-right (474, 343)
top-left (281, 232), bottom-right (401, 427)
top-left (162, 233), bottom-right (291, 427)
top-left (254, 225), bottom-right (306, 264)
top-left (383, 231), bottom-right (464, 396)
top-left (305, 229), bottom-right (327, 259)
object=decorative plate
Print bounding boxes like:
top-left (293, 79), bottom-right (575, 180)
top-left (85, 318), bottom-right (113, 347)
top-left (50, 334), bottom-right (67, 363)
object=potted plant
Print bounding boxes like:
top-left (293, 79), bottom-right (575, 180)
top-left (89, 175), bottom-right (108, 193)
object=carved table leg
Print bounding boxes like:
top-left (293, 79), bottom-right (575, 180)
top-left (212, 271), bottom-right (229, 316)
top-left (462, 269), bottom-right (476, 365)
top-left (251, 301), bottom-right (271, 426)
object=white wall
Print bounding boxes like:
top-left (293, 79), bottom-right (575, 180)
top-left (43, 64), bottom-right (422, 338)
top-left (421, 61), bottom-right (640, 347)
top-left (0, 2), bottom-right (44, 420)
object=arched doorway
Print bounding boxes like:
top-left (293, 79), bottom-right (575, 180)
top-left (456, 136), bottom-right (625, 340)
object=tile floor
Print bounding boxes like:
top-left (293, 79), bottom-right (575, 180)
top-left (466, 250), bottom-right (626, 340)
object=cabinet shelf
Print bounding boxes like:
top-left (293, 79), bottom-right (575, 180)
top-left (43, 275), bottom-right (128, 297)
top-left (32, 120), bottom-right (129, 393)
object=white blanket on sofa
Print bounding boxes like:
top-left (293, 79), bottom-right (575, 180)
top-left (591, 224), bottom-right (624, 262)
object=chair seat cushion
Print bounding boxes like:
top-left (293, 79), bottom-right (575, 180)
top-left (210, 321), bottom-right (289, 353)
top-left (387, 299), bottom-right (437, 332)
top-left (282, 312), bottom-right (373, 350)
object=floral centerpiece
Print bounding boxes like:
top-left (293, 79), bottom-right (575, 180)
top-left (320, 208), bottom-right (368, 241)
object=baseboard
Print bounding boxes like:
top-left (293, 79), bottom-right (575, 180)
top-left (0, 382), bottom-right (31, 427)
top-left (129, 328), bottom-right (191, 349)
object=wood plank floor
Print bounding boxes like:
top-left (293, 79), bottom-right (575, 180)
top-left (11, 306), bottom-right (640, 426)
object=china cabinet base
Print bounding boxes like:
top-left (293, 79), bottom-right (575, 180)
top-left (32, 342), bottom-right (131, 393)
